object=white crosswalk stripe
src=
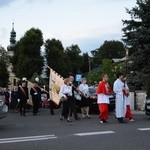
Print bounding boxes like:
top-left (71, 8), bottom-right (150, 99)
top-left (0, 135), bottom-right (57, 144)
top-left (74, 131), bottom-right (115, 136)
top-left (138, 128), bottom-right (150, 131)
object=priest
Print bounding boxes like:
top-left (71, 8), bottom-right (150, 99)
top-left (113, 73), bottom-right (127, 123)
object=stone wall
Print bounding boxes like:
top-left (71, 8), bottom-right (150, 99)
top-left (135, 91), bottom-right (147, 111)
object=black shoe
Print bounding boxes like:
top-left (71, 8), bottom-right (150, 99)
top-left (118, 118), bottom-right (127, 123)
top-left (51, 110), bottom-right (54, 115)
top-left (67, 119), bottom-right (72, 122)
top-left (87, 116), bottom-right (91, 119)
top-left (103, 120), bottom-right (108, 123)
top-left (75, 117), bottom-right (80, 120)
top-left (60, 115), bottom-right (63, 121)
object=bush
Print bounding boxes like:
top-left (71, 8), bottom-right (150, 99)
top-left (142, 74), bottom-right (150, 98)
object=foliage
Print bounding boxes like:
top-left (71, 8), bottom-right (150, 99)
top-left (80, 52), bottom-right (89, 73)
top-left (122, 0), bottom-right (150, 90)
top-left (12, 28), bottom-right (44, 79)
top-left (45, 40), bottom-right (86, 78)
top-left (30, 72), bottom-right (47, 87)
top-left (45, 38), bottom-right (69, 77)
top-left (93, 40), bottom-right (125, 67)
top-left (65, 44), bottom-right (82, 75)
top-left (89, 59), bottom-right (124, 87)
top-left (0, 46), bottom-right (9, 87)
top-left (142, 74), bottom-right (150, 98)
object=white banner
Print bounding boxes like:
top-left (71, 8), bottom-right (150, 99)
top-left (49, 68), bottom-right (64, 105)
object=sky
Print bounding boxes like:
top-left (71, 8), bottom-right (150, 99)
top-left (0, 0), bottom-right (137, 53)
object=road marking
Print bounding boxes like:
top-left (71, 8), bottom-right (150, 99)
top-left (138, 128), bottom-right (150, 131)
top-left (74, 131), bottom-right (115, 136)
top-left (0, 135), bottom-right (57, 144)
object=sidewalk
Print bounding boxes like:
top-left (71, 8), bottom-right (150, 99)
top-left (131, 110), bottom-right (145, 115)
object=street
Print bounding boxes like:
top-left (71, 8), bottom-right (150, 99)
top-left (0, 108), bottom-right (150, 150)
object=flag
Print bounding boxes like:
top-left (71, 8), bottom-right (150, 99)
top-left (49, 67), bottom-right (64, 105)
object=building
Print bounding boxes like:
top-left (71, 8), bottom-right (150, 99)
top-left (7, 23), bottom-right (20, 90)
top-left (7, 23), bottom-right (16, 57)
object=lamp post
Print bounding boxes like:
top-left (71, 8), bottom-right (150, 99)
top-left (88, 49), bottom-right (98, 73)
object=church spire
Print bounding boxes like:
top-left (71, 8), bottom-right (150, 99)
top-left (10, 22), bottom-right (16, 45)
top-left (7, 22), bottom-right (16, 53)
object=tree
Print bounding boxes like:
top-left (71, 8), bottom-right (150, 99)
top-left (80, 52), bottom-right (89, 73)
top-left (65, 44), bottom-right (82, 75)
top-left (93, 40), bottom-right (125, 67)
top-left (12, 28), bottom-right (44, 79)
top-left (0, 46), bottom-right (9, 87)
top-left (122, 0), bottom-right (150, 93)
top-left (89, 59), bottom-right (123, 86)
top-left (45, 38), bottom-right (69, 77)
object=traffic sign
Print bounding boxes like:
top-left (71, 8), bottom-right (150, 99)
top-left (75, 74), bottom-right (82, 82)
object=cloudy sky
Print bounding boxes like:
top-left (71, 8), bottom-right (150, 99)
top-left (0, 0), bottom-right (137, 52)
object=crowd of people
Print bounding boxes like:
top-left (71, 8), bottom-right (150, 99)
top-left (3, 72), bottom-right (135, 124)
top-left (59, 73), bottom-right (135, 124)
top-left (3, 77), bottom-right (54, 117)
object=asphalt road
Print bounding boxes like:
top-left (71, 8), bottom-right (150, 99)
top-left (0, 108), bottom-right (150, 150)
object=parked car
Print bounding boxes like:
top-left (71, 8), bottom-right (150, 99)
top-left (0, 91), bottom-right (8, 119)
top-left (145, 99), bottom-right (150, 116)
top-left (75, 87), bottom-right (115, 113)
top-left (88, 87), bottom-right (115, 113)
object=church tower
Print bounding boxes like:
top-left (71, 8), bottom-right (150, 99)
top-left (7, 23), bottom-right (16, 56)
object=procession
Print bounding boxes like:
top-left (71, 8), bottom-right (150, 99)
top-left (3, 72), bottom-right (135, 125)
top-left (0, 0), bottom-right (150, 150)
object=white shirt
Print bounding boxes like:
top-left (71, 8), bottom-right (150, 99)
top-left (79, 83), bottom-right (89, 95)
top-left (97, 94), bottom-right (110, 104)
top-left (59, 84), bottom-right (72, 98)
top-left (124, 83), bottom-right (130, 105)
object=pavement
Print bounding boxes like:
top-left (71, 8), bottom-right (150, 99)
top-left (0, 108), bottom-right (149, 150)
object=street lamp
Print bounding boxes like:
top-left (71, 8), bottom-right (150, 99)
top-left (88, 49), bottom-right (98, 73)
top-left (91, 49), bottom-right (98, 56)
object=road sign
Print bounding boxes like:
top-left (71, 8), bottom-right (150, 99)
top-left (75, 74), bottom-right (82, 82)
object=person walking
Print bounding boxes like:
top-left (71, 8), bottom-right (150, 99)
top-left (79, 78), bottom-right (91, 118)
top-left (4, 87), bottom-right (10, 108)
top-left (69, 75), bottom-right (80, 120)
top-left (96, 74), bottom-right (112, 124)
top-left (123, 77), bottom-right (135, 122)
top-left (59, 78), bottom-right (72, 122)
top-left (113, 73), bottom-right (127, 123)
top-left (10, 86), bottom-right (19, 112)
top-left (30, 78), bottom-right (41, 116)
top-left (18, 78), bottom-right (29, 117)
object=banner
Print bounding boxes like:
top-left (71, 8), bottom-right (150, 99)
top-left (49, 67), bottom-right (64, 105)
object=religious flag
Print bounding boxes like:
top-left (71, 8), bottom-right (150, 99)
top-left (48, 67), bottom-right (64, 105)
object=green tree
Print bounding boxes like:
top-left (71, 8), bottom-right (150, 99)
top-left (89, 59), bottom-right (123, 86)
top-left (80, 52), bottom-right (89, 73)
top-left (45, 38), bottom-right (68, 77)
top-left (30, 72), bottom-right (46, 87)
top-left (93, 40), bottom-right (125, 67)
top-left (12, 28), bottom-right (44, 79)
top-left (0, 46), bottom-right (9, 87)
top-left (65, 44), bottom-right (82, 75)
top-left (122, 0), bottom-right (150, 93)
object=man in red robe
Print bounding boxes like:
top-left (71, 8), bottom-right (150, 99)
top-left (96, 74), bottom-right (112, 124)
